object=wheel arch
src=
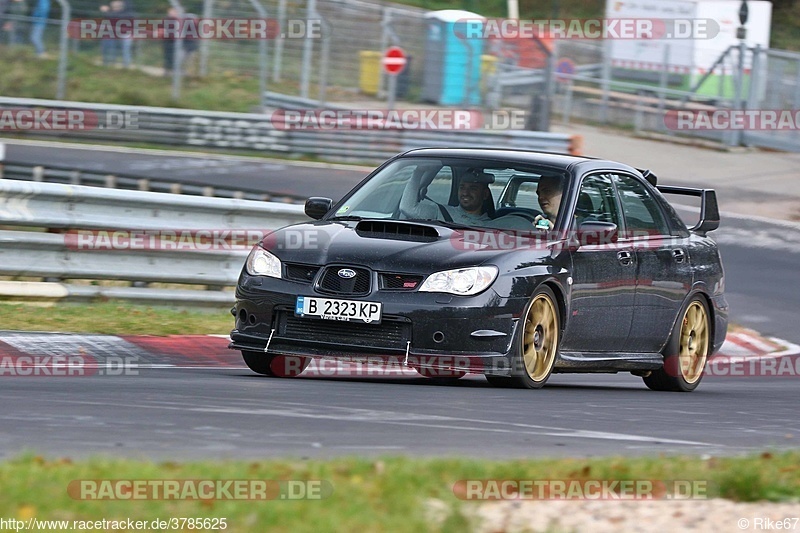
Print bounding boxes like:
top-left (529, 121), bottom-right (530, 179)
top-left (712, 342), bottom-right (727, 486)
top-left (540, 278), bottom-right (568, 333)
top-left (662, 288), bottom-right (716, 354)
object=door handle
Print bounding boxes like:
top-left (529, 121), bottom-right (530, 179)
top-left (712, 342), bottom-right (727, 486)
top-left (617, 251), bottom-right (633, 265)
top-left (672, 249), bottom-right (686, 263)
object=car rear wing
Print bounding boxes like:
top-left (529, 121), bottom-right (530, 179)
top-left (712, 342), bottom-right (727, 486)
top-left (656, 186), bottom-right (720, 235)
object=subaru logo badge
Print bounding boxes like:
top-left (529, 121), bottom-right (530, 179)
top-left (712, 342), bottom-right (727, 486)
top-left (338, 268), bottom-right (357, 279)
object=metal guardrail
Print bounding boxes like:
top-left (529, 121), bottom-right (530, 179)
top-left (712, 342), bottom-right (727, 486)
top-left (0, 96), bottom-right (581, 162)
top-left (0, 179), bottom-right (308, 305)
top-left (0, 162), bottom-right (304, 203)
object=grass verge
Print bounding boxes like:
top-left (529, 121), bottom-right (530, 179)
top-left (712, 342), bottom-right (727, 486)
top-left (0, 301), bottom-right (232, 335)
top-left (0, 47), bottom-right (262, 113)
top-left (1, 452), bottom-right (799, 532)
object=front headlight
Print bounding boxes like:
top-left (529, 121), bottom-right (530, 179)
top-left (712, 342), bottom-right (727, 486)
top-left (419, 266), bottom-right (498, 296)
top-left (245, 245), bottom-right (282, 278)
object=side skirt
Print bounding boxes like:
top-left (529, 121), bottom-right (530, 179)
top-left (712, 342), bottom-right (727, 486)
top-left (554, 352), bottom-right (664, 373)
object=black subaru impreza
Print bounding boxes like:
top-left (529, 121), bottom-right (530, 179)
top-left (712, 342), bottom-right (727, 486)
top-left (230, 148), bottom-right (727, 391)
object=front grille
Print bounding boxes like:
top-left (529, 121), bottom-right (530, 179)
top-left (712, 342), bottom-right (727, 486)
top-left (277, 312), bottom-right (410, 350)
top-left (285, 263), bottom-right (320, 283)
top-left (317, 266), bottom-right (371, 295)
top-left (379, 273), bottom-right (423, 291)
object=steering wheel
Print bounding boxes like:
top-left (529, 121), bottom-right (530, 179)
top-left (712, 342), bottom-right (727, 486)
top-left (504, 211), bottom-right (540, 223)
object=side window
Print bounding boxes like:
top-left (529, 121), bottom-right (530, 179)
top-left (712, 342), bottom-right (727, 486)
top-left (576, 174), bottom-right (622, 227)
top-left (613, 174), bottom-right (670, 236)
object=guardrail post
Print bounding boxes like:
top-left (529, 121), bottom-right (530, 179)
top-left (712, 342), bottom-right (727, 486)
top-left (53, 0), bottom-right (71, 100)
top-left (168, 0), bottom-right (185, 101)
top-left (299, 0), bottom-right (316, 99)
top-left (199, 0), bottom-right (212, 77)
top-left (246, 0), bottom-right (269, 111)
top-left (272, 0), bottom-right (286, 81)
top-left (730, 39), bottom-right (747, 147)
top-left (743, 44), bottom-right (762, 148)
top-left (658, 43), bottom-right (670, 131)
top-left (600, 40), bottom-right (612, 124)
top-left (561, 79), bottom-right (573, 124)
top-left (317, 15), bottom-right (331, 105)
top-left (378, 7), bottom-right (395, 98)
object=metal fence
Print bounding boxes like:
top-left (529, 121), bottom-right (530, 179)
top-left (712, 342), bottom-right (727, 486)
top-left (0, 96), bottom-right (581, 161)
top-left (0, 177), bottom-right (307, 305)
top-left (3, 0), bottom-right (798, 152)
top-left (489, 39), bottom-right (800, 153)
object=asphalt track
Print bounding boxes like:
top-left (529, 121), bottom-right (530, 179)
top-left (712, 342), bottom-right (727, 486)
top-left (0, 354), bottom-right (798, 460)
top-left (1, 143), bottom-right (799, 460)
top-left (1, 140), bottom-right (369, 201)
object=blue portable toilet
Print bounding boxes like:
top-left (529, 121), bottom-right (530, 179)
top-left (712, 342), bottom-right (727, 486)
top-left (422, 10), bottom-right (485, 106)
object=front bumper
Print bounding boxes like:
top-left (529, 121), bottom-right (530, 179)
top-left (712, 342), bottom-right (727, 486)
top-left (229, 271), bottom-right (528, 375)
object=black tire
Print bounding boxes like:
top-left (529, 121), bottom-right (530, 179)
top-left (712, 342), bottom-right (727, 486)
top-left (643, 295), bottom-right (711, 392)
top-left (241, 351), bottom-right (310, 377)
top-left (487, 285), bottom-right (560, 389)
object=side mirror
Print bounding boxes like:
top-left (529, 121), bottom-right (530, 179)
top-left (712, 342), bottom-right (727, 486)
top-left (305, 197), bottom-right (333, 220)
top-left (576, 221), bottom-right (618, 246)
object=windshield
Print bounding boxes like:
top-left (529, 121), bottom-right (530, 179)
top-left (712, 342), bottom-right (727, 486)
top-left (329, 157), bottom-right (569, 230)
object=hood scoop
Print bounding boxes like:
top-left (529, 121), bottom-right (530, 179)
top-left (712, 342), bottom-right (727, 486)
top-left (355, 220), bottom-right (440, 242)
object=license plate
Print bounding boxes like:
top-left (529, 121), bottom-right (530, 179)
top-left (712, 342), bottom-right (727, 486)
top-left (295, 296), bottom-right (382, 324)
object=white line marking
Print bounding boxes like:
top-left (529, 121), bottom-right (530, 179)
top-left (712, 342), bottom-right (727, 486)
top-left (48, 399), bottom-right (714, 447)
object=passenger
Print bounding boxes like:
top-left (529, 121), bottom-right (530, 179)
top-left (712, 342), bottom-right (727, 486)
top-left (532, 175), bottom-right (564, 230)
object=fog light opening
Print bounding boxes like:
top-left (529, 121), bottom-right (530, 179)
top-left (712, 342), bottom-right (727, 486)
top-left (432, 331), bottom-right (445, 344)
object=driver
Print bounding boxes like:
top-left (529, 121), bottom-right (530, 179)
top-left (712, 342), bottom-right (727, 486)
top-left (400, 168), bottom-right (494, 225)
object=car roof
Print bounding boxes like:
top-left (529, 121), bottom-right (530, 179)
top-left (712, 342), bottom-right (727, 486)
top-left (399, 148), bottom-right (642, 176)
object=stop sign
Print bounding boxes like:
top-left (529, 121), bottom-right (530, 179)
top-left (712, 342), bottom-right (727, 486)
top-left (382, 46), bottom-right (407, 75)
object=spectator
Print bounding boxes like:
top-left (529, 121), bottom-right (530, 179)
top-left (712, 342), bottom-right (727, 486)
top-left (100, 0), bottom-right (134, 67)
top-left (181, 11), bottom-right (198, 76)
top-left (29, 0), bottom-right (48, 56)
top-left (160, 6), bottom-right (179, 76)
top-left (2, 0), bottom-right (28, 45)
top-left (160, 7), bottom-right (198, 77)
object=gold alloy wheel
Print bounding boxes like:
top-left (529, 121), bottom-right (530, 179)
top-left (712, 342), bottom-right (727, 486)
top-left (522, 293), bottom-right (559, 382)
top-left (679, 301), bottom-right (709, 384)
